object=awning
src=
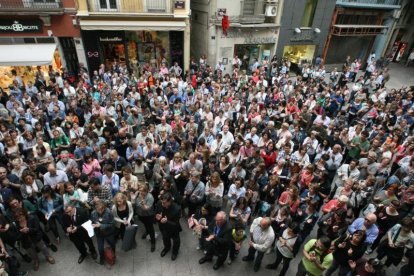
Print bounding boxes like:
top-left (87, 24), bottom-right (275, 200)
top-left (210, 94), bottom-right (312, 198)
top-left (0, 44), bottom-right (56, 66)
top-left (80, 20), bottom-right (186, 31)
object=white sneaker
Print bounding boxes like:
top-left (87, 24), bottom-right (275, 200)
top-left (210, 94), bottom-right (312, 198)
top-left (227, 259), bottom-right (232, 265)
top-left (196, 246), bottom-right (201, 250)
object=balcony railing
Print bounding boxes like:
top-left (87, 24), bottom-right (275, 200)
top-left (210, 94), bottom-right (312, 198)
top-left (0, 0), bottom-right (63, 11)
top-left (240, 0), bottom-right (265, 24)
top-left (87, 0), bottom-right (173, 14)
top-left (336, 0), bottom-right (402, 9)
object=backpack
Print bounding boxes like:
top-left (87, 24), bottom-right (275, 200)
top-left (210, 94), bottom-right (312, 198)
top-left (104, 247), bottom-right (116, 266)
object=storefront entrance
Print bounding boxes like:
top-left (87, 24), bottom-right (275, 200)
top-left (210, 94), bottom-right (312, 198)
top-left (282, 44), bottom-right (316, 65)
top-left (234, 44), bottom-right (273, 72)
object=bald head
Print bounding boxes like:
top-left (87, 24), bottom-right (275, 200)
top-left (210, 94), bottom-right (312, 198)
top-left (260, 217), bottom-right (271, 229)
top-left (364, 213), bottom-right (377, 226)
top-left (215, 211), bottom-right (227, 226)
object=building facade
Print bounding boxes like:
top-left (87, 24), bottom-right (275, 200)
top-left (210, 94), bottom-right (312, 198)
top-left (276, 0), bottom-right (335, 70)
top-left (0, 0), bottom-right (81, 87)
top-left (76, 0), bottom-right (190, 74)
top-left (383, 0), bottom-right (414, 64)
top-left (191, 0), bottom-right (283, 75)
top-left (323, 0), bottom-right (402, 65)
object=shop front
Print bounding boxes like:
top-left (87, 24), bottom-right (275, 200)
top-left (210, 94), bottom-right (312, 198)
top-left (0, 16), bottom-right (79, 89)
top-left (282, 44), bottom-right (316, 65)
top-left (82, 29), bottom-right (184, 73)
top-left (212, 28), bottom-right (278, 74)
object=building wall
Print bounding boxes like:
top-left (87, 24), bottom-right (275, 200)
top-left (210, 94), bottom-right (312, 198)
top-left (190, 10), bottom-right (209, 63)
top-left (276, 0), bottom-right (335, 61)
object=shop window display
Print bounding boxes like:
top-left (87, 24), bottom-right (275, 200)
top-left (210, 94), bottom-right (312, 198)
top-left (0, 49), bottom-right (62, 90)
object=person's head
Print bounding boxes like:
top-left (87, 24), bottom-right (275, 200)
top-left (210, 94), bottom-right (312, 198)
top-left (64, 204), bottom-right (76, 217)
top-left (64, 182), bottom-right (76, 194)
top-left (122, 166), bottom-right (132, 177)
top-left (287, 221), bottom-right (300, 236)
top-left (235, 197), bottom-right (247, 209)
top-left (114, 192), bottom-right (127, 207)
top-left (95, 199), bottom-right (106, 214)
top-left (215, 211), bottom-right (227, 226)
top-left (47, 163), bottom-right (57, 175)
top-left (160, 192), bottom-right (173, 208)
top-left (90, 178), bottom-right (101, 192)
top-left (364, 213), bottom-right (377, 227)
top-left (316, 236), bottom-right (331, 251)
top-left (351, 230), bottom-right (366, 245)
top-left (190, 171), bottom-right (200, 183)
top-left (22, 171), bottom-right (36, 184)
top-left (259, 217), bottom-right (271, 230)
top-left (41, 185), bottom-right (55, 199)
top-left (110, 150), bottom-right (119, 161)
top-left (364, 258), bottom-right (383, 273)
top-left (400, 216), bottom-right (414, 232)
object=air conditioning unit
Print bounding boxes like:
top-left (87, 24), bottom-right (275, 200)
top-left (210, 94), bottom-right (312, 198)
top-left (265, 4), bottom-right (277, 17)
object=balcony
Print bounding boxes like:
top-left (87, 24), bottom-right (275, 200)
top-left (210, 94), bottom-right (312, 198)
top-left (0, 0), bottom-right (63, 13)
top-left (86, 0), bottom-right (173, 14)
top-left (336, 0), bottom-right (402, 10)
top-left (240, 0), bottom-right (266, 24)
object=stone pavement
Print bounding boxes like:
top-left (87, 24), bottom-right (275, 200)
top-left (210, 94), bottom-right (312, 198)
top-left (16, 62), bottom-right (413, 276)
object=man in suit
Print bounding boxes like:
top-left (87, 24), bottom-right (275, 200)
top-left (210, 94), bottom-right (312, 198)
top-left (62, 204), bottom-right (97, 263)
top-left (155, 192), bottom-right (181, 261)
top-left (109, 150), bottom-right (128, 176)
top-left (198, 211), bottom-right (232, 270)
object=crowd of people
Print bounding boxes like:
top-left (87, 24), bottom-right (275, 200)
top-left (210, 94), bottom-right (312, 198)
top-left (0, 52), bottom-right (413, 276)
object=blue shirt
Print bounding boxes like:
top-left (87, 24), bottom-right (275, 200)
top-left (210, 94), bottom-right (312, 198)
top-left (348, 218), bottom-right (379, 245)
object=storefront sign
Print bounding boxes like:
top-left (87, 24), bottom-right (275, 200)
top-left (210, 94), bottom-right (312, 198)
top-left (99, 36), bottom-right (123, 42)
top-left (0, 20), bottom-right (42, 33)
top-left (290, 29), bottom-right (315, 42)
top-left (244, 36), bottom-right (277, 44)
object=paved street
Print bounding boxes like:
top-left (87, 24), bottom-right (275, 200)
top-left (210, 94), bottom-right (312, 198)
top-left (18, 62), bottom-right (413, 276)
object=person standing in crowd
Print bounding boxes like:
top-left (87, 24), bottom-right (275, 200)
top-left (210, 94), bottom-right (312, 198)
top-left (1, 50), bottom-right (414, 276)
top-left (91, 199), bottom-right (116, 266)
top-left (62, 204), bottom-right (97, 263)
top-left (156, 193), bottom-right (182, 261)
top-left (296, 236), bottom-right (333, 276)
top-left (198, 211), bottom-right (232, 270)
top-left (242, 217), bottom-right (275, 272)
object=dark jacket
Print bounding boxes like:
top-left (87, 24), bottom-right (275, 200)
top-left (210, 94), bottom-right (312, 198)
top-left (155, 201), bottom-right (182, 234)
top-left (62, 207), bottom-right (90, 232)
top-left (17, 214), bottom-right (43, 245)
top-left (207, 220), bottom-right (232, 251)
top-left (90, 208), bottom-right (115, 237)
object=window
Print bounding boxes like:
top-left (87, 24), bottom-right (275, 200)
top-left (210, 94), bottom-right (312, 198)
top-left (99, 0), bottom-right (117, 10)
top-left (301, 0), bottom-right (318, 27)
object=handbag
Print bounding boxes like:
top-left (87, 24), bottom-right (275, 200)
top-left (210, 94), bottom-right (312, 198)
top-left (121, 225), bottom-right (138, 252)
top-left (104, 247), bottom-right (116, 266)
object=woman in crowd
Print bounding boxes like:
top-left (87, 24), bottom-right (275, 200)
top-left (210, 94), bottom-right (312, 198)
top-left (112, 193), bottom-right (134, 241)
top-left (91, 200), bottom-right (116, 265)
top-left (37, 185), bottom-right (63, 244)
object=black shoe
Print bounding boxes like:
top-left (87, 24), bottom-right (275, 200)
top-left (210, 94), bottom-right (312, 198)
top-left (141, 233), bottom-right (148, 240)
top-left (266, 263), bottom-right (277, 270)
top-left (99, 258), bottom-right (104, 265)
top-left (171, 253), bottom-right (177, 261)
top-left (150, 243), bottom-right (155, 252)
top-left (90, 252), bottom-right (98, 260)
top-left (242, 256), bottom-right (254, 262)
top-left (213, 263), bottom-right (222, 270)
top-left (78, 254), bottom-right (87, 264)
top-left (199, 257), bottom-right (212, 264)
top-left (160, 248), bottom-right (170, 257)
top-left (253, 264), bottom-right (260, 272)
top-left (48, 243), bottom-right (58, 252)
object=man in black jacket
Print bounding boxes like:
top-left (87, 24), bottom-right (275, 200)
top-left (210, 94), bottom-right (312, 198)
top-left (199, 211), bottom-right (232, 270)
top-left (155, 192), bottom-right (182, 261)
top-left (62, 204), bottom-right (97, 264)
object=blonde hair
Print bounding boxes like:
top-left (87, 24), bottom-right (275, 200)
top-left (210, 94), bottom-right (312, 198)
top-left (113, 192), bottom-right (127, 206)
